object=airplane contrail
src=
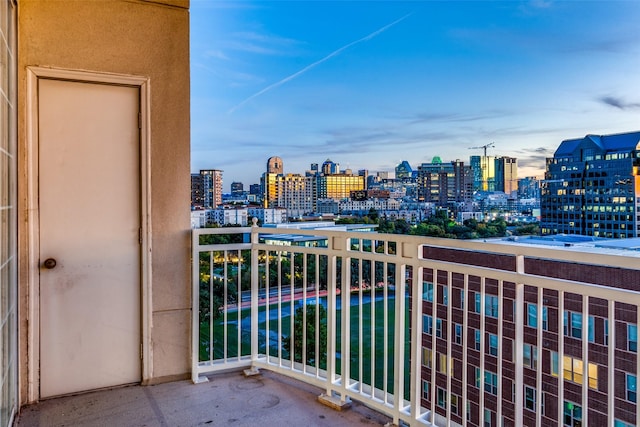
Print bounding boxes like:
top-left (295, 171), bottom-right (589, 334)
top-left (228, 13), bottom-right (412, 114)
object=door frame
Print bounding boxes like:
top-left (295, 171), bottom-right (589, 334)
top-left (25, 66), bottom-right (153, 401)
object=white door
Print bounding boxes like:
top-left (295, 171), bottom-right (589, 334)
top-left (38, 78), bottom-right (141, 398)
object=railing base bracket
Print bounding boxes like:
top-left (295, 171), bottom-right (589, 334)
top-left (243, 367), bottom-right (261, 377)
top-left (317, 393), bottom-right (351, 411)
top-left (193, 375), bottom-right (209, 384)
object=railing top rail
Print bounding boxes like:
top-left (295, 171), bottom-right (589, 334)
top-left (191, 227), bottom-right (640, 271)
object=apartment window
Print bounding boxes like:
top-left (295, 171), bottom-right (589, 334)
top-left (626, 374), bottom-right (637, 403)
top-left (484, 370), bottom-right (498, 395)
top-left (615, 420), bottom-right (635, 427)
top-left (423, 282), bottom-right (434, 302)
top-left (450, 394), bottom-right (459, 416)
top-left (588, 316), bottom-right (595, 343)
top-left (438, 354), bottom-right (454, 376)
top-left (563, 401), bottom-right (582, 427)
top-left (551, 351), bottom-right (559, 376)
top-left (435, 319), bottom-right (444, 338)
top-left (454, 323), bottom-right (463, 345)
top-left (486, 295), bottom-right (499, 318)
top-left (523, 344), bottom-right (538, 369)
top-left (475, 367), bottom-right (481, 388)
top-left (474, 329), bottom-right (481, 351)
top-left (422, 348), bottom-right (433, 368)
top-left (442, 285), bottom-right (448, 306)
top-left (564, 311), bottom-right (583, 339)
top-left (605, 319), bottom-right (609, 345)
top-left (459, 289), bottom-right (465, 310)
top-left (473, 292), bottom-right (499, 316)
top-left (563, 356), bottom-right (598, 389)
top-left (628, 324), bottom-right (637, 352)
top-left (527, 303), bottom-right (548, 330)
top-left (524, 386), bottom-right (536, 411)
top-left (422, 380), bottom-right (431, 400)
top-left (423, 315), bottom-right (433, 335)
top-left (437, 387), bottom-right (446, 408)
top-left (484, 408), bottom-right (494, 427)
top-left (488, 333), bottom-right (498, 356)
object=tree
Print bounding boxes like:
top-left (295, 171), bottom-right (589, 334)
top-left (283, 303), bottom-right (328, 367)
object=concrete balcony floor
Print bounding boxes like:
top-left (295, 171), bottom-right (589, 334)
top-left (15, 369), bottom-right (393, 426)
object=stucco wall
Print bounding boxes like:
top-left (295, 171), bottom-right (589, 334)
top-left (17, 0), bottom-right (191, 402)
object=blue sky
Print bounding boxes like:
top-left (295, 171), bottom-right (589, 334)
top-left (191, 1), bottom-right (640, 191)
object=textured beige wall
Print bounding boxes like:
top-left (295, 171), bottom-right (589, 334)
top-left (17, 0), bottom-right (191, 403)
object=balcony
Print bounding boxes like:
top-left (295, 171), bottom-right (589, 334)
top-left (17, 225), bottom-right (640, 426)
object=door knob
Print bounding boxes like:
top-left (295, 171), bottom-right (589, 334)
top-left (43, 258), bottom-right (57, 269)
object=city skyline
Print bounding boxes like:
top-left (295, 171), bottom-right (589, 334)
top-left (191, 1), bottom-right (640, 191)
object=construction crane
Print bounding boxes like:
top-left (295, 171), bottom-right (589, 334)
top-left (468, 142), bottom-right (496, 157)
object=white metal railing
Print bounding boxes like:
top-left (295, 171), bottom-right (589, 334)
top-left (192, 225), bottom-right (640, 427)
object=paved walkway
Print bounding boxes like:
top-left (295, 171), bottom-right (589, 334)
top-left (15, 369), bottom-right (393, 427)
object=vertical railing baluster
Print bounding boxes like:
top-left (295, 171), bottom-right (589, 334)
top-left (250, 224), bottom-right (259, 365)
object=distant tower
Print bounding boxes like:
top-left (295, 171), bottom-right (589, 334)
top-left (230, 181), bottom-right (244, 197)
top-left (267, 156), bottom-right (284, 174)
top-left (321, 159), bottom-right (339, 174)
top-left (200, 169), bottom-right (223, 208)
top-left (395, 161), bottom-right (413, 179)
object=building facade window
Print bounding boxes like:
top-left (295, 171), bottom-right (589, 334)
top-left (628, 324), bottom-right (637, 352)
top-left (488, 333), bottom-right (498, 356)
top-left (422, 348), bottom-right (433, 368)
top-left (454, 323), bottom-right (463, 345)
top-left (484, 408), bottom-right (494, 427)
top-left (423, 282), bottom-right (434, 302)
top-left (484, 371), bottom-right (498, 395)
top-left (474, 293), bottom-right (499, 317)
top-left (523, 344), bottom-right (538, 370)
top-left (564, 311), bottom-right (583, 339)
top-left (563, 401), bottom-right (582, 427)
top-left (423, 315), bottom-right (433, 335)
top-left (524, 386), bottom-right (536, 411)
top-left (527, 303), bottom-right (548, 330)
top-left (562, 356), bottom-right (598, 389)
top-left (626, 374), bottom-right (637, 403)
top-left (474, 329), bottom-right (481, 351)
top-left (435, 319), bottom-right (444, 338)
top-left (437, 387), bottom-right (446, 408)
top-left (422, 380), bottom-right (430, 400)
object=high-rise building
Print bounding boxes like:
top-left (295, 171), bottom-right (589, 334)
top-left (191, 173), bottom-right (204, 208)
top-left (249, 184), bottom-right (261, 195)
top-left (200, 169), bottom-right (223, 208)
top-left (317, 173), bottom-right (365, 200)
top-left (417, 159), bottom-right (473, 208)
top-left (321, 159), bottom-right (339, 175)
top-left (275, 174), bottom-right (316, 217)
top-left (230, 181), bottom-right (243, 197)
top-left (267, 156), bottom-right (284, 174)
top-left (495, 157), bottom-right (518, 195)
top-left (540, 131), bottom-right (640, 238)
top-left (471, 155), bottom-right (497, 192)
top-left (395, 160), bottom-right (413, 179)
top-left (518, 177), bottom-right (541, 200)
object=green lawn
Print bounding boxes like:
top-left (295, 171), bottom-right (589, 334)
top-left (201, 291), bottom-right (410, 394)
